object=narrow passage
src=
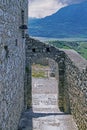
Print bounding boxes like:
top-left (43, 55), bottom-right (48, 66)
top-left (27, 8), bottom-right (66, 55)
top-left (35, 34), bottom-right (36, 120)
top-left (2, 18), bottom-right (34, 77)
top-left (19, 64), bottom-right (78, 130)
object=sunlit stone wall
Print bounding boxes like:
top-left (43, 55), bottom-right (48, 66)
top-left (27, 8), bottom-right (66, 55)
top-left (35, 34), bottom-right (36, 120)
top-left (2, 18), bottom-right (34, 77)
top-left (0, 0), bottom-right (28, 130)
top-left (64, 50), bottom-right (87, 130)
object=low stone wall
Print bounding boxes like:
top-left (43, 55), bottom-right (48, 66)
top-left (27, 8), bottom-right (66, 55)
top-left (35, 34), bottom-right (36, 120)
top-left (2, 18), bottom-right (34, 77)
top-left (64, 50), bottom-right (87, 130)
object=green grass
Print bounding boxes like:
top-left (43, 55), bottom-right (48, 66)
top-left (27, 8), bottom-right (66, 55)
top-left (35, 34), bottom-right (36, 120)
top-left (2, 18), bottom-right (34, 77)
top-left (32, 64), bottom-right (48, 78)
top-left (77, 42), bottom-right (87, 59)
top-left (32, 71), bottom-right (46, 78)
top-left (48, 40), bottom-right (87, 60)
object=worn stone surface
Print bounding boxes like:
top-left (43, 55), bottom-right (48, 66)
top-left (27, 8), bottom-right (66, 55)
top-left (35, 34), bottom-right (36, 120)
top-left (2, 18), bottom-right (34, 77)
top-left (25, 37), bottom-right (65, 111)
top-left (0, 0), bottom-right (28, 130)
top-left (64, 49), bottom-right (87, 130)
top-left (0, 1), bottom-right (87, 130)
top-left (18, 77), bottom-right (78, 130)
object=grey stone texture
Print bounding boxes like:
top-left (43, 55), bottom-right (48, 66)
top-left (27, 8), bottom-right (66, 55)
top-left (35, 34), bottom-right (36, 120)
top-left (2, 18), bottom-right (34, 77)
top-left (25, 37), bottom-right (87, 130)
top-left (0, 0), bottom-right (87, 130)
top-left (64, 49), bottom-right (87, 130)
top-left (18, 77), bottom-right (78, 130)
top-left (25, 37), bottom-right (65, 110)
top-left (0, 0), bottom-right (28, 130)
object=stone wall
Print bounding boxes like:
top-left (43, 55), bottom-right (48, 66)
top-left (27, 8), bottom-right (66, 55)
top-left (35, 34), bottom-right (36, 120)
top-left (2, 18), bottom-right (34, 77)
top-left (25, 38), bottom-right (87, 130)
top-left (0, 1), bottom-right (87, 129)
top-left (64, 50), bottom-right (87, 130)
top-left (25, 37), bottom-right (65, 109)
top-left (0, 0), bottom-right (28, 130)
top-left (48, 59), bottom-right (59, 78)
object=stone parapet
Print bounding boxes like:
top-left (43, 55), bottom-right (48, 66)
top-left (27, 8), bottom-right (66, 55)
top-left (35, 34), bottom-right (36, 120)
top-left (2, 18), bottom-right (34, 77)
top-left (64, 50), bottom-right (87, 130)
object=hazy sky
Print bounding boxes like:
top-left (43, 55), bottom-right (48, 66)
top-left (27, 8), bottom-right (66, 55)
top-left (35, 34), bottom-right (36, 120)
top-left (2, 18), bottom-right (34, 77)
top-left (28, 0), bottom-right (87, 18)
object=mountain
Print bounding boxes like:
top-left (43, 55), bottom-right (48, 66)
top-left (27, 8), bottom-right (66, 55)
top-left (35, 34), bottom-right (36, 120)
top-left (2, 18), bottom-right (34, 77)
top-left (28, 1), bottom-right (87, 38)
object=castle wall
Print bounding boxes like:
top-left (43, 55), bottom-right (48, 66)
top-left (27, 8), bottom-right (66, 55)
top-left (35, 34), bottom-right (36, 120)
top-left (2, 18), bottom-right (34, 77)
top-left (48, 59), bottom-right (59, 78)
top-left (25, 38), bottom-right (87, 130)
top-left (0, 0), bottom-right (28, 130)
top-left (25, 37), bottom-right (65, 109)
top-left (0, 1), bottom-right (87, 129)
top-left (64, 50), bottom-right (87, 130)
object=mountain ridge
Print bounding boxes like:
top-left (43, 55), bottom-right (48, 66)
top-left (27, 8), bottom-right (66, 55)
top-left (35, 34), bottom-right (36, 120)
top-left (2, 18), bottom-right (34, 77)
top-left (29, 1), bottom-right (87, 38)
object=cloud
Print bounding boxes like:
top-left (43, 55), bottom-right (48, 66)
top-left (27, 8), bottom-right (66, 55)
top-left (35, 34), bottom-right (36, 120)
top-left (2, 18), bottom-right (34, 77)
top-left (59, 0), bottom-right (87, 4)
top-left (28, 0), bottom-right (87, 18)
top-left (28, 0), bottom-right (67, 18)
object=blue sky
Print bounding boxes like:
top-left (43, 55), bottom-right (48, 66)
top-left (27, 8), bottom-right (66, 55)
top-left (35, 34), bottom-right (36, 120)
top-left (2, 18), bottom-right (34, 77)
top-left (28, 0), bottom-right (87, 18)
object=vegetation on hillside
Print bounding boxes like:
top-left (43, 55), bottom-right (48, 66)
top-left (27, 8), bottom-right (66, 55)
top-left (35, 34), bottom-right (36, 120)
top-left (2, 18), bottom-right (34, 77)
top-left (47, 40), bottom-right (87, 60)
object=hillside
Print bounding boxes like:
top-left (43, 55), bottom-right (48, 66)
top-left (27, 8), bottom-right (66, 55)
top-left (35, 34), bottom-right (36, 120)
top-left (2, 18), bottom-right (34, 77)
top-left (29, 1), bottom-right (87, 38)
top-left (48, 40), bottom-right (87, 60)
